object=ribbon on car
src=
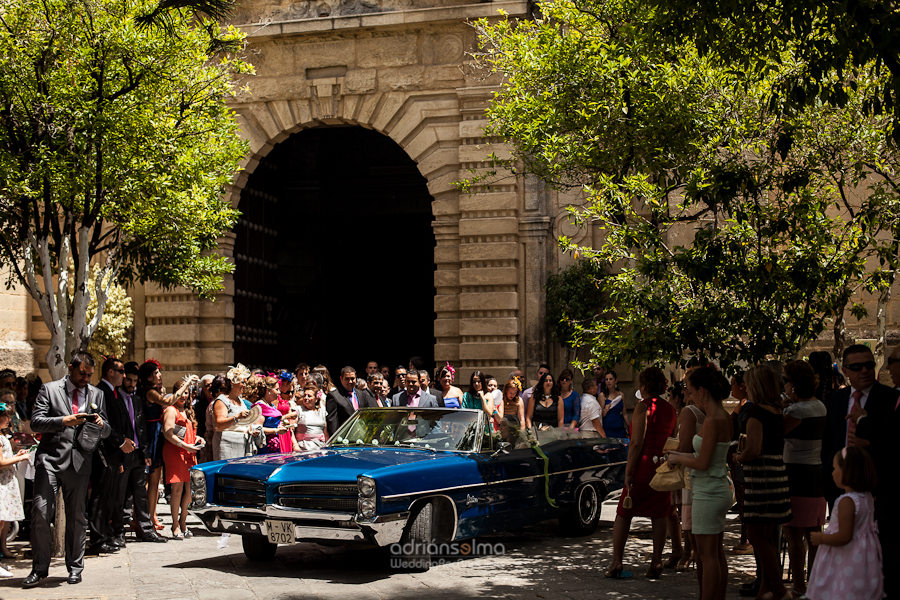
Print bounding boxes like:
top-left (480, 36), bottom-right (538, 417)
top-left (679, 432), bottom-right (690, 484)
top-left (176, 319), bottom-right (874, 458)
top-left (529, 442), bottom-right (558, 508)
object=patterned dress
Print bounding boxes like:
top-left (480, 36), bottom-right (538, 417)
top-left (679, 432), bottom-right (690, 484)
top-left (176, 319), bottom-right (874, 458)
top-left (741, 403), bottom-right (792, 524)
top-left (0, 436), bottom-right (24, 521)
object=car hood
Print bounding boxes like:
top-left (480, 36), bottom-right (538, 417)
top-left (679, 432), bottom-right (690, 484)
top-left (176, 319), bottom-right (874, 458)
top-left (205, 447), bottom-right (477, 490)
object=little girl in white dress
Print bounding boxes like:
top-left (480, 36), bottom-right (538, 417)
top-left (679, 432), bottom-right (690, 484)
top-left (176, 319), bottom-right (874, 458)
top-left (807, 447), bottom-right (884, 600)
top-left (0, 401), bottom-right (30, 577)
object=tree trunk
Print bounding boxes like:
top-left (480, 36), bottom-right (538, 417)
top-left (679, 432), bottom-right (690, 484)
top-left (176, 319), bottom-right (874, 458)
top-left (52, 491), bottom-right (65, 558)
top-left (23, 225), bottom-right (117, 557)
top-left (833, 311), bottom-right (846, 367)
top-left (875, 274), bottom-right (894, 364)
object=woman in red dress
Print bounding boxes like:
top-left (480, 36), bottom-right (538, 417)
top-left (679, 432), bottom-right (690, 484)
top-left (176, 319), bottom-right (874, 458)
top-left (606, 366), bottom-right (677, 579)
top-left (162, 379), bottom-right (203, 539)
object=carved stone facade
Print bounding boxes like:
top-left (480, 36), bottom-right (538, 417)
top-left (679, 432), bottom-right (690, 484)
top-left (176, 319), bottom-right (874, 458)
top-left (4, 0), bottom-right (898, 392)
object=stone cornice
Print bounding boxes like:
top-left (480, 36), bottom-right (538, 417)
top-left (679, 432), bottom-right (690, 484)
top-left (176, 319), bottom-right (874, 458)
top-left (239, 0), bottom-right (529, 39)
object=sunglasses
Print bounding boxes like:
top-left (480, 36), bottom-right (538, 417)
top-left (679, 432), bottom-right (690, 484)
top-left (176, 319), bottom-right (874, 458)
top-left (888, 357), bottom-right (900, 366)
top-left (560, 377), bottom-right (571, 382)
top-left (844, 361), bottom-right (876, 372)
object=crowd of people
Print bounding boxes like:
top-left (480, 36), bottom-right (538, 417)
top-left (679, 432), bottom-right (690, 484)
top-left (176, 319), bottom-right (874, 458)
top-left (607, 346), bottom-right (894, 600)
top-left (0, 344), bottom-right (895, 600)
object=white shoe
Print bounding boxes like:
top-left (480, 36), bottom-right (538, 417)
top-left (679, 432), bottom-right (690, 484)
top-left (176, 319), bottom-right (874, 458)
top-left (0, 564), bottom-right (13, 578)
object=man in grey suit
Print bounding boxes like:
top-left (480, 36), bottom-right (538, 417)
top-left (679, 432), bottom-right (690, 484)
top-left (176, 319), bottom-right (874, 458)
top-left (23, 351), bottom-right (111, 588)
top-left (391, 370), bottom-right (439, 408)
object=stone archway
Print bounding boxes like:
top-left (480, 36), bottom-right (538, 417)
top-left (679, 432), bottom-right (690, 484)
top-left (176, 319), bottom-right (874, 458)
top-left (231, 125), bottom-right (437, 374)
top-left (127, 9), bottom-right (555, 387)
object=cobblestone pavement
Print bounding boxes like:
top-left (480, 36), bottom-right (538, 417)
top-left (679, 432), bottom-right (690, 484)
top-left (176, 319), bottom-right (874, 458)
top-left (0, 502), bottom-right (761, 600)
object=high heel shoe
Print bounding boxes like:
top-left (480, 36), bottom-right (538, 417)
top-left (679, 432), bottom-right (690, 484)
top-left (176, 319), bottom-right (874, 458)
top-left (664, 552), bottom-right (683, 569)
top-left (170, 526), bottom-right (184, 540)
top-left (645, 563), bottom-right (663, 579)
top-left (674, 553), bottom-right (694, 572)
top-left (605, 563), bottom-right (632, 579)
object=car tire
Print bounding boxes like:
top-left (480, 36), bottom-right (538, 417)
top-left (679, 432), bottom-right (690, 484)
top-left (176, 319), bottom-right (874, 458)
top-left (558, 483), bottom-right (601, 536)
top-left (398, 501), bottom-right (434, 572)
top-left (242, 533), bottom-right (277, 561)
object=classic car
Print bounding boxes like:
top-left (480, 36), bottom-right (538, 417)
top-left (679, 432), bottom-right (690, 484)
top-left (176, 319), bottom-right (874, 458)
top-left (189, 407), bottom-right (626, 569)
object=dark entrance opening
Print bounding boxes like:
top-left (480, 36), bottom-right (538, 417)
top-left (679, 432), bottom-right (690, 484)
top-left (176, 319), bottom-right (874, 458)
top-left (233, 126), bottom-right (436, 376)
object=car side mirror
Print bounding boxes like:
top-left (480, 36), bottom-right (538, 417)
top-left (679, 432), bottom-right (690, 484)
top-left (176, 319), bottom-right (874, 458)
top-left (491, 441), bottom-right (511, 457)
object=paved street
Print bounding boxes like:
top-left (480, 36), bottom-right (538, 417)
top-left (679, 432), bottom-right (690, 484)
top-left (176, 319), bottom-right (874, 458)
top-left (0, 502), bottom-right (760, 600)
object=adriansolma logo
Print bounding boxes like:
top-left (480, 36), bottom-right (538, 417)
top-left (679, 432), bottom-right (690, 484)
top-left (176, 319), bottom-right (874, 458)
top-left (389, 540), bottom-right (506, 568)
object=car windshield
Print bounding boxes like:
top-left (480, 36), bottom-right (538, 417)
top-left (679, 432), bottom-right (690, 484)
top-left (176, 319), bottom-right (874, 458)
top-left (327, 408), bottom-right (483, 452)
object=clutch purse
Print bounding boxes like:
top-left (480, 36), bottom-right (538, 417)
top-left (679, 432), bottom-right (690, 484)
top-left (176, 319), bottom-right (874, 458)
top-left (650, 460), bottom-right (687, 492)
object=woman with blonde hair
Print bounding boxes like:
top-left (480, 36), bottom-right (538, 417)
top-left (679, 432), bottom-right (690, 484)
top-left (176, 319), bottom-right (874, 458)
top-left (162, 379), bottom-right (203, 539)
top-left (735, 365), bottom-right (792, 600)
top-left (211, 364), bottom-right (262, 460)
top-left (501, 379), bottom-right (525, 429)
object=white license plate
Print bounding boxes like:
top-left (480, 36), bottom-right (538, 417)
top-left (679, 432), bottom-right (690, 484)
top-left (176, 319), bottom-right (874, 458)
top-left (265, 519), bottom-right (294, 544)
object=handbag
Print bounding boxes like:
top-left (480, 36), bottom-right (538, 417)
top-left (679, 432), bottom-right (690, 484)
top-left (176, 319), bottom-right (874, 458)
top-left (75, 401), bottom-right (103, 453)
top-left (650, 460), bottom-right (687, 492)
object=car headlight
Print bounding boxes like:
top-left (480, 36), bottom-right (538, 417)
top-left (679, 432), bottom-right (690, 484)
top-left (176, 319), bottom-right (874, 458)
top-left (358, 497), bottom-right (376, 518)
top-left (190, 469), bottom-right (207, 508)
top-left (358, 476), bottom-right (376, 497)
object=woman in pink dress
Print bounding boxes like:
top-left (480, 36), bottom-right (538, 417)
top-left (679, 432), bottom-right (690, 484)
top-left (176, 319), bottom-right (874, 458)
top-left (807, 446), bottom-right (883, 600)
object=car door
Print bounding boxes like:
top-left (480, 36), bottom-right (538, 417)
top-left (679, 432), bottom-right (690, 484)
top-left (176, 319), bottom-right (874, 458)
top-left (471, 445), bottom-right (542, 534)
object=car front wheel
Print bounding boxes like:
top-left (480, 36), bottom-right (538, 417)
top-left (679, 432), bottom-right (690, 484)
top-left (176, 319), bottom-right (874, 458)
top-left (396, 501), bottom-right (434, 572)
top-left (242, 533), bottom-right (277, 561)
top-left (558, 483), bottom-right (601, 536)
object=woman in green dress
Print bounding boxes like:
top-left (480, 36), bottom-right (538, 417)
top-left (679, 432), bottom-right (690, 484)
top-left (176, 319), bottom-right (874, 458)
top-left (667, 367), bottom-right (734, 600)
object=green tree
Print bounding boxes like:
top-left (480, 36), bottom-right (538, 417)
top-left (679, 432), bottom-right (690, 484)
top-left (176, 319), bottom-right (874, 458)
top-left (0, 0), bottom-right (251, 378)
top-left (84, 265), bottom-right (134, 360)
top-left (646, 0), bottom-right (900, 140)
top-left (473, 0), bottom-right (900, 372)
top-left (545, 258), bottom-right (607, 349)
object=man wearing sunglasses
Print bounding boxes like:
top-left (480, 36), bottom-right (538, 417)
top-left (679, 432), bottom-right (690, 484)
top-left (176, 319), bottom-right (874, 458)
top-left (844, 345), bottom-right (900, 600)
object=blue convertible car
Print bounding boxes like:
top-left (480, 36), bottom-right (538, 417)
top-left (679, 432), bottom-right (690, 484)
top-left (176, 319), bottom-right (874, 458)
top-left (189, 408), bottom-right (626, 569)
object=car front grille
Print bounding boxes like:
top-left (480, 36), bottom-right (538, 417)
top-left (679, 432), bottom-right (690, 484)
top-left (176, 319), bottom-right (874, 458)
top-left (215, 476), bottom-right (266, 508)
top-left (275, 482), bottom-right (358, 513)
top-left (278, 483), bottom-right (358, 496)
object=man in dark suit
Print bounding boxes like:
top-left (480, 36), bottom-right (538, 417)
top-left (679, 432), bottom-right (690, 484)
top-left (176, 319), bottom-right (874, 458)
top-left (326, 367), bottom-right (378, 435)
top-left (390, 370), bottom-right (439, 408)
top-left (418, 370), bottom-right (445, 407)
top-left (104, 359), bottom-right (167, 547)
top-left (24, 351), bottom-right (111, 588)
top-left (87, 357), bottom-right (126, 554)
top-left (846, 344), bottom-right (900, 600)
top-left (822, 344), bottom-right (900, 508)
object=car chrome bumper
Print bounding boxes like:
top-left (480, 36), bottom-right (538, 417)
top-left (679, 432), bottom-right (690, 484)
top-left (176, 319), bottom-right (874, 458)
top-left (190, 504), bottom-right (409, 547)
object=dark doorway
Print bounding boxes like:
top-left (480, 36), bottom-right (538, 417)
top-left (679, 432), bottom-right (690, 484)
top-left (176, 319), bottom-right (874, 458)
top-left (233, 126), bottom-right (436, 376)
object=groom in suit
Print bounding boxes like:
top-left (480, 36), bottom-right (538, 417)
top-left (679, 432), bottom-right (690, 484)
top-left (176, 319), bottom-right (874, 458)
top-left (326, 367), bottom-right (378, 435)
top-left (24, 351), bottom-right (110, 588)
top-left (390, 370), bottom-right (438, 408)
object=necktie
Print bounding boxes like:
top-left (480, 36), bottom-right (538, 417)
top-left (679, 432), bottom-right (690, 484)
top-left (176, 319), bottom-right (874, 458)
top-left (72, 388), bottom-right (79, 415)
top-left (350, 390), bottom-right (358, 411)
top-left (848, 389), bottom-right (863, 444)
top-left (124, 392), bottom-right (138, 446)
